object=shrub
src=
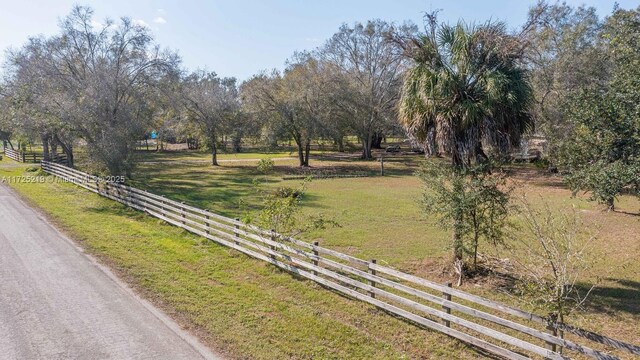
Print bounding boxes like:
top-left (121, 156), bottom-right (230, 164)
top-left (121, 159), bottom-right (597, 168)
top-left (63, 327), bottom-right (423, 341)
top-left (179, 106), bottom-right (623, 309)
top-left (509, 195), bottom-right (598, 327)
top-left (273, 186), bottom-right (302, 199)
top-left (257, 158), bottom-right (275, 174)
top-left (418, 160), bottom-right (513, 285)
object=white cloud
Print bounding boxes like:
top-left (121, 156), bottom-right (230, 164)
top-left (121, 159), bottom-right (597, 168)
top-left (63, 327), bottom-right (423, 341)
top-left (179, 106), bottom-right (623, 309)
top-left (133, 19), bottom-right (150, 28)
top-left (157, 8), bottom-right (165, 14)
top-left (153, 16), bottom-right (167, 24)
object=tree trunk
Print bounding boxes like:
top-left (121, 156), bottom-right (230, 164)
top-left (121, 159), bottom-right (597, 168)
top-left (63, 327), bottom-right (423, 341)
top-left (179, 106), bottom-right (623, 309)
top-left (453, 217), bottom-right (464, 263)
top-left (472, 212), bottom-right (479, 270)
top-left (372, 132), bottom-right (384, 149)
top-left (232, 134), bottom-right (242, 153)
top-left (290, 133), bottom-right (305, 167)
top-left (303, 139), bottom-right (311, 167)
top-left (362, 132), bottom-right (373, 159)
top-left (50, 140), bottom-right (58, 157)
top-left (67, 143), bottom-right (74, 167)
top-left (53, 134), bottom-right (74, 167)
top-left (606, 197), bottom-right (615, 211)
top-left (42, 134), bottom-right (50, 161)
top-left (158, 135), bottom-right (164, 152)
top-left (211, 135), bottom-right (219, 166)
top-left (452, 169), bottom-right (465, 283)
top-left (296, 143), bottom-right (304, 167)
top-left (337, 136), bottom-right (344, 152)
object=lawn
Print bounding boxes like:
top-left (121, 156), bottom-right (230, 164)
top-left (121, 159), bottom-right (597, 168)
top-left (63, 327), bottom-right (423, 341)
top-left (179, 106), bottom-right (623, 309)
top-left (1, 151), bottom-right (638, 359)
top-left (126, 151), bottom-right (640, 350)
top-left (0, 154), bottom-right (482, 359)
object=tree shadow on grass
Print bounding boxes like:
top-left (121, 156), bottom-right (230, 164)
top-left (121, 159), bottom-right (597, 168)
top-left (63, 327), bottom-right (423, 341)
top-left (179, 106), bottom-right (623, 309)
top-left (613, 209), bottom-right (640, 217)
top-left (576, 278), bottom-right (640, 315)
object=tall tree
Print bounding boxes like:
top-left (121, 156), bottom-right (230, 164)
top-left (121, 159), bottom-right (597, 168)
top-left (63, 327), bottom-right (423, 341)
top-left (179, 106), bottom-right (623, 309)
top-left (3, 37), bottom-right (74, 162)
top-left (397, 20), bottom-right (533, 166)
top-left (557, 6), bottom-right (640, 210)
top-left (242, 54), bottom-right (332, 167)
top-left (5, 6), bottom-right (180, 175)
top-left (396, 18), bottom-right (533, 276)
top-left (182, 71), bottom-right (240, 166)
top-left (524, 2), bottom-right (606, 150)
top-left (321, 20), bottom-right (412, 159)
top-left (0, 88), bottom-right (14, 149)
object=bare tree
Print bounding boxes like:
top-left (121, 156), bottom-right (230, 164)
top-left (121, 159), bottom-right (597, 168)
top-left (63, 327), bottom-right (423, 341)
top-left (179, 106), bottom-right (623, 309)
top-left (0, 90), bottom-right (15, 150)
top-left (181, 71), bottom-right (240, 166)
top-left (524, 2), bottom-right (607, 150)
top-left (320, 20), bottom-right (413, 159)
top-left (242, 54), bottom-right (333, 167)
top-left (4, 6), bottom-right (180, 175)
top-left (510, 195), bottom-right (598, 331)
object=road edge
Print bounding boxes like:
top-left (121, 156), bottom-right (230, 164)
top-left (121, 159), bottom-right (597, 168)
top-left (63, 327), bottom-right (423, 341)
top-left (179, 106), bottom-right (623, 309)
top-left (0, 182), bottom-right (222, 360)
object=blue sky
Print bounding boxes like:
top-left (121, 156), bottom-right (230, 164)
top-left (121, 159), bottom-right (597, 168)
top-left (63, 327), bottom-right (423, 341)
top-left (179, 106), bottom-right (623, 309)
top-left (0, 1), bottom-right (633, 80)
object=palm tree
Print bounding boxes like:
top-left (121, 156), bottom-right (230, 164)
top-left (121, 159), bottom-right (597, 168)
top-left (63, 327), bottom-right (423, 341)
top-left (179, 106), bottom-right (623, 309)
top-left (398, 20), bottom-right (533, 166)
top-left (396, 20), bottom-right (534, 273)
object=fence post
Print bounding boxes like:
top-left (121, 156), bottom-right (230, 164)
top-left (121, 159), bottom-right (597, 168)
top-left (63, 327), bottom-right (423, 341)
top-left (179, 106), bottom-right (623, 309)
top-left (124, 186), bottom-right (131, 205)
top-left (312, 241), bottom-right (319, 276)
top-left (368, 259), bottom-right (377, 298)
top-left (234, 218), bottom-right (240, 245)
top-left (21, 152), bottom-right (25, 163)
top-left (143, 190), bottom-right (149, 212)
top-left (33, 153), bottom-right (36, 163)
top-left (205, 214), bottom-right (210, 236)
top-left (270, 229), bottom-right (277, 259)
top-left (180, 202), bottom-right (186, 226)
top-left (380, 155), bottom-right (384, 176)
top-left (442, 282), bottom-right (452, 327)
top-left (545, 321), bottom-right (558, 354)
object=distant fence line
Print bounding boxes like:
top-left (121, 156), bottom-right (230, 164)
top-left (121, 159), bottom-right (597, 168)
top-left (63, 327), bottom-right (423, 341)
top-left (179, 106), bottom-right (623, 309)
top-left (40, 161), bottom-right (639, 360)
top-left (4, 148), bottom-right (67, 165)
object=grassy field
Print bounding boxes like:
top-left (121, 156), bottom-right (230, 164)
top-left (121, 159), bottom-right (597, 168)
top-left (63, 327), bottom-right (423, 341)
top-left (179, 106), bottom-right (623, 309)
top-left (1, 150), bottom-right (638, 359)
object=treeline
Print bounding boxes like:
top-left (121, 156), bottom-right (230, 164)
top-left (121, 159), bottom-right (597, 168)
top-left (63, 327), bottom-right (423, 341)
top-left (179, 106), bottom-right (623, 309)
top-left (0, 3), bottom-right (638, 203)
top-left (0, 6), bottom-right (414, 174)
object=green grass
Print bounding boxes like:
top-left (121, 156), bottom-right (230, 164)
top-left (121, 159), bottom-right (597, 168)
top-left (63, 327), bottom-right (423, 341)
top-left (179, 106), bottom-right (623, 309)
top-left (127, 151), bottom-right (640, 349)
top-left (0, 154), bottom-right (482, 359)
top-left (1, 151), bottom-right (638, 358)
top-left (135, 150), bottom-right (298, 162)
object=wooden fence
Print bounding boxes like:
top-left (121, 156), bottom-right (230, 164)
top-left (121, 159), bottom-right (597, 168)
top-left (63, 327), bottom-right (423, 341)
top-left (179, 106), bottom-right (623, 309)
top-left (4, 149), bottom-right (67, 164)
top-left (41, 161), bottom-right (639, 360)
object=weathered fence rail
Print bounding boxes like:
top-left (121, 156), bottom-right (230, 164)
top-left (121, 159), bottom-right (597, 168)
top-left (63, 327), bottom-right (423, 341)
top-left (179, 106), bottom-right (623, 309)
top-left (5, 148), bottom-right (37, 163)
top-left (4, 149), bottom-right (67, 164)
top-left (40, 161), bottom-right (639, 360)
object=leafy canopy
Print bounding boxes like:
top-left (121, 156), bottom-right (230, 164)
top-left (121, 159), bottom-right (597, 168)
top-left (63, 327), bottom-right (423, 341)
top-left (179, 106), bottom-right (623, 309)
top-left (557, 7), bottom-right (640, 209)
top-left (397, 20), bottom-right (534, 166)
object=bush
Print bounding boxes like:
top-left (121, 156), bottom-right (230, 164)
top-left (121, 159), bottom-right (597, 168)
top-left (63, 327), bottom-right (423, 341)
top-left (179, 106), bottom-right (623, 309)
top-left (273, 186), bottom-right (302, 199)
top-left (418, 160), bottom-right (512, 285)
top-left (245, 177), bottom-right (338, 237)
top-left (257, 158), bottom-right (275, 173)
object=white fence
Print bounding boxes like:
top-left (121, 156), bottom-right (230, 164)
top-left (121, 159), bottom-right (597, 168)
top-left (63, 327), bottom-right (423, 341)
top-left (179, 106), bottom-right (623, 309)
top-left (41, 161), bottom-right (639, 360)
